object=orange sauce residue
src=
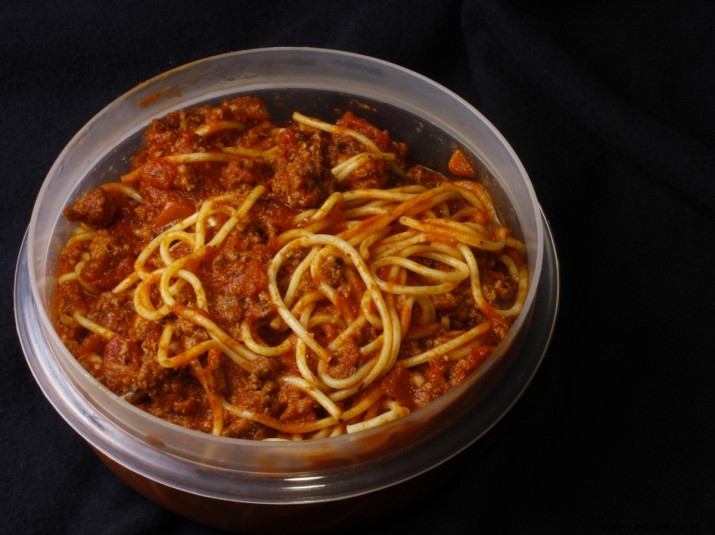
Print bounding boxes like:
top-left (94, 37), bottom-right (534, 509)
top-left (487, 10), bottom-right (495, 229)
top-left (139, 86), bottom-right (174, 107)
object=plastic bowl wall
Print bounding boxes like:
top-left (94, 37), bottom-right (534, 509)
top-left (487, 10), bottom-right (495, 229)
top-left (15, 47), bottom-right (559, 533)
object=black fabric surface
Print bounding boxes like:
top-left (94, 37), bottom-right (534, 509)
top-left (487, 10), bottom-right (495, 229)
top-left (3, 1), bottom-right (714, 533)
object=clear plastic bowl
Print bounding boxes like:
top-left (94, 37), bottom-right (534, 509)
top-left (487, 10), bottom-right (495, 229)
top-left (15, 47), bottom-right (559, 533)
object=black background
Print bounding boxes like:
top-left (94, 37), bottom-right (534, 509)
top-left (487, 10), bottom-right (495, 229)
top-left (2, 1), bottom-right (713, 534)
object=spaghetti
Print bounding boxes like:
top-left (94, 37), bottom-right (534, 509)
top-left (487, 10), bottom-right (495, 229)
top-left (54, 96), bottom-right (528, 440)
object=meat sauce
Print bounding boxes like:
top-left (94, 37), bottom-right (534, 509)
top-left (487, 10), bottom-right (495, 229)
top-left (55, 96), bottom-right (522, 439)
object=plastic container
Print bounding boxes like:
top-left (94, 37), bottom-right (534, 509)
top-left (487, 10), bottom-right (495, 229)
top-left (14, 47), bottom-right (559, 533)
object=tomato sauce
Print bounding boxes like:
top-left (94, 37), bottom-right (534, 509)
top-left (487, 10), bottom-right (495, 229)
top-left (54, 96), bottom-right (524, 439)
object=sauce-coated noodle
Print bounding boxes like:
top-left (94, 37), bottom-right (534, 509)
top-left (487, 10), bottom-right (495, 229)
top-left (54, 96), bottom-right (527, 440)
